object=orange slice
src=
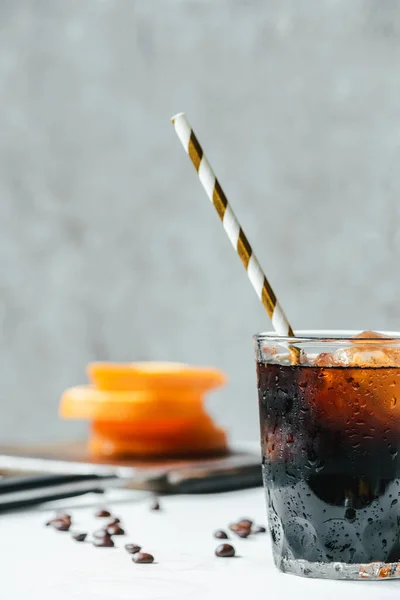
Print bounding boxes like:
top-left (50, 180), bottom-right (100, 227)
top-left (87, 362), bottom-right (226, 392)
top-left (91, 410), bottom-right (214, 439)
top-left (88, 416), bottom-right (228, 458)
top-left (91, 416), bottom-right (202, 438)
top-left (60, 386), bottom-right (204, 422)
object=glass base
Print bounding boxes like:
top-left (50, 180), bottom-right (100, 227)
top-left (279, 557), bottom-right (400, 580)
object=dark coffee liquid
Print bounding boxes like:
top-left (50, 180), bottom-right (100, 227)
top-left (257, 362), bottom-right (400, 566)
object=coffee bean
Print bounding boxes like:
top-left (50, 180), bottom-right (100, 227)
top-left (95, 509), bottom-right (111, 518)
top-left (57, 513), bottom-right (71, 522)
top-left (125, 543), bottom-right (141, 555)
top-left (214, 530), bottom-right (228, 539)
top-left (46, 515), bottom-right (71, 527)
top-left (107, 524), bottom-right (125, 536)
top-left (235, 528), bottom-right (250, 539)
top-left (93, 537), bottom-right (114, 547)
top-left (132, 552), bottom-right (154, 564)
top-left (150, 499), bottom-right (160, 511)
top-left (51, 519), bottom-right (71, 532)
top-left (93, 529), bottom-right (111, 539)
top-left (253, 525), bottom-right (266, 534)
top-left (229, 521), bottom-right (251, 535)
top-left (228, 523), bottom-right (243, 533)
top-left (237, 519), bottom-right (253, 529)
top-left (45, 518), bottom-right (59, 527)
top-left (215, 543), bottom-right (235, 557)
top-left (72, 533), bottom-right (87, 542)
top-left (107, 518), bottom-right (120, 526)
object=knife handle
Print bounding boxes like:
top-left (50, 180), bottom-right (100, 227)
top-left (0, 473), bottom-right (106, 493)
top-left (0, 473), bottom-right (118, 512)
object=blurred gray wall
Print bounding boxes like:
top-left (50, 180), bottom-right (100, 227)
top-left (1, 0), bottom-right (400, 445)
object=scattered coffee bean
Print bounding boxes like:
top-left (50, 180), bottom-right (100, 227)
top-left (93, 536), bottom-right (114, 547)
top-left (93, 529), bottom-right (111, 539)
top-left (72, 533), bottom-right (87, 542)
top-left (45, 518), bottom-right (59, 527)
top-left (107, 518), bottom-right (120, 526)
top-left (125, 543), bottom-right (142, 555)
top-left (237, 519), bottom-right (253, 529)
top-left (46, 514), bottom-right (71, 527)
top-left (107, 524), bottom-right (125, 536)
top-left (150, 499), bottom-right (160, 511)
top-left (228, 523), bottom-right (243, 533)
top-left (235, 528), bottom-right (250, 539)
top-left (215, 543), bottom-right (235, 557)
top-left (132, 552), bottom-right (154, 564)
top-left (253, 525), bottom-right (266, 534)
top-left (51, 519), bottom-right (71, 532)
top-left (95, 509), bottom-right (111, 518)
top-left (57, 513), bottom-right (72, 522)
top-left (214, 530), bottom-right (228, 539)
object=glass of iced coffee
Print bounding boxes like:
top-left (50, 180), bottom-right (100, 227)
top-left (254, 330), bottom-right (400, 580)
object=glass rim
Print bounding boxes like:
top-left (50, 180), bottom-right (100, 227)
top-left (253, 329), bottom-right (400, 343)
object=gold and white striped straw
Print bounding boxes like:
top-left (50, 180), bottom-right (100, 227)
top-left (171, 112), bottom-right (298, 349)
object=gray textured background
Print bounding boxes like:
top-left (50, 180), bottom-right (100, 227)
top-left (1, 0), bottom-right (400, 445)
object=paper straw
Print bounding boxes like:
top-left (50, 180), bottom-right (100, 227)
top-left (171, 112), bottom-right (298, 354)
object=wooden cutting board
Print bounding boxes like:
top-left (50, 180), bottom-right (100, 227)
top-left (0, 441), bottom-right (262, 494)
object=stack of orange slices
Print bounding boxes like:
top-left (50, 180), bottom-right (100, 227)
top-left (59, 362), bottom-right (228, 459)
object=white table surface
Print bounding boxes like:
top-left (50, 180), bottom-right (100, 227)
top-left (3, 486), bottom-right (400, 600)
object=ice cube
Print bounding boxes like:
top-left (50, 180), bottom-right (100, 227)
top-left (313, 352), bottom-right (337, 367)
top-left (352, 330), bottom-right (393, 343)
top-left (334, 331), bottom-right (400, 367)
top-left (334, 348), bottom-right (399, 366)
